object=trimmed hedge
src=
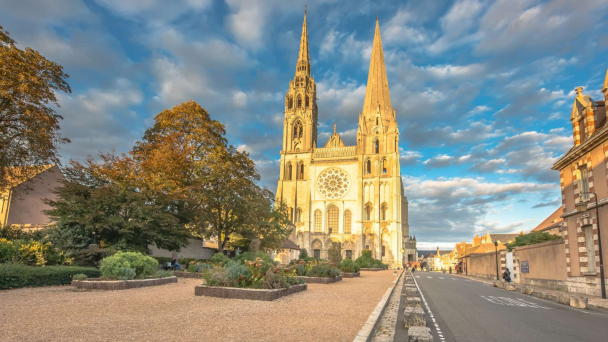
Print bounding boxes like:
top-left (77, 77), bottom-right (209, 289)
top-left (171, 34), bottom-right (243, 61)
top-left (0, 264), bottom-right (101, 290)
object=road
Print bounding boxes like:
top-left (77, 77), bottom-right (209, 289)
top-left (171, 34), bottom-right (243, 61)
top-left (409, 273), bottom-right (608, 342)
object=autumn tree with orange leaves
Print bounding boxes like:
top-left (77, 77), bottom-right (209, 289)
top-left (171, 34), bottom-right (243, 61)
top-left (0, 25), bottom-right (71, 193)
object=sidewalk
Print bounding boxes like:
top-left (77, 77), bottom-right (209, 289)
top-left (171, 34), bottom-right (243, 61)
top-left (452, 273), bottom-right (608, 311)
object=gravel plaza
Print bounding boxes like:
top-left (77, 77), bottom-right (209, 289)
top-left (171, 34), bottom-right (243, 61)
top-left (0, 271), bottom-right (397, 342)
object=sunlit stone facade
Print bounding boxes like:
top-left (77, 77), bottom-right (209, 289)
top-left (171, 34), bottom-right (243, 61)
top-left (276, 12), bottom-right (416, 267)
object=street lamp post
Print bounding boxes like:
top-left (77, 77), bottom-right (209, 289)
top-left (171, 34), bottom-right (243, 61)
top-left (576, 192), bottom-right (606, 299)
top-left (494, 241), bottom-right (499, 281)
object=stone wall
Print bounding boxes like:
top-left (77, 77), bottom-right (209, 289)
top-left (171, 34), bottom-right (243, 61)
top-left (467, 251), bottom-right (504, 280)
top-left (513, 239), bottom-right (567, 290)
top-left (149, 238), bottom-right (216, 260)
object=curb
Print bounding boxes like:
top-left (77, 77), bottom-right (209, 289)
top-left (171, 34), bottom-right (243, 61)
top-left (353, 269), bottom-right (404, 342)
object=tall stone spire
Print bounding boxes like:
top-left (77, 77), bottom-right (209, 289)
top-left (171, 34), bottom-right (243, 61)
top-left (362, 18), bottom-right (392, 119)
top-left (296, 8), bottom-right (310, 77)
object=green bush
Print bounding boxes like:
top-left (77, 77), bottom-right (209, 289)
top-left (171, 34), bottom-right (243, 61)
top-left (354, 250), bottom-right (388, 269)
top-left (507, 231), bottom-right (561, 251)
top-left (299, 248), bottom-right (308, 259)
top-left (117, 267), bottom-right (136, 280)
top-left (339, 259), bottom-right (360, 273)
top-left (72, 273), bottom-right (88, 281)
top-left (0, 264), bottom-right (100, 289)
top-left (234, 251), bottom-right (275, 265)
top-left (210, 253), bottom-right (231, 265)
top-left (155, 270), bottom-right (173, 278)
top-left (99, 252), bottom-right (158, 280)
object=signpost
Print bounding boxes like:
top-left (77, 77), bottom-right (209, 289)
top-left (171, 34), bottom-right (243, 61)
top-left (521, 261), bottom-right (529, 274)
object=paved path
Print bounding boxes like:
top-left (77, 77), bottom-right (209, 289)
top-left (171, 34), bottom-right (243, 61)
top-left (416, 273), bottom-right (608, 342)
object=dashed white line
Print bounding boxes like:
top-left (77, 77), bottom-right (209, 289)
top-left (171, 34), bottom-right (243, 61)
top-left (439, 277), bottom-right (444, 279)
top-left (412, 272), bottom-right (445, 341)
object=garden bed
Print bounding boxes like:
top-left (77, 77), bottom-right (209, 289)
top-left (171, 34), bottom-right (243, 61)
top-left (297, 275), bottom-right (342, 284)
top-left (360, 268), bottom-right (384, 272)
top-left (71, 276), bottom-right (177, 290)
top-left (342, 272), bottom-right (360, 278)
top-left (194, 283), bottom-right (307, 301)
top-left (174, 271), bottom-right (201, 279)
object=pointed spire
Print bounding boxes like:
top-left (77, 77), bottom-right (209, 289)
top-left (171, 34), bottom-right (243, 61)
top-left (296, 8), bottom-right (310, 77)
top-left (362, 18), bottom-right (392, 119)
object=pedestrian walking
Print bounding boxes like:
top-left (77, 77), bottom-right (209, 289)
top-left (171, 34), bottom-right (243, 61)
top-left (502, 268), bottom-right (511, 283)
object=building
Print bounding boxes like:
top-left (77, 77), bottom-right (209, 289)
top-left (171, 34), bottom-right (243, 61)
top-left (275, 12), bottom-right (415, 268)
top-left (532, 207), bottom-right (563, 236)
top-left (1, 165), bottom-right (65, 228)
top-left (551, 69), bottom-right (608, 296)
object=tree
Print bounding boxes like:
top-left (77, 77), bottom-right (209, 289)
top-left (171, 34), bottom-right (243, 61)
top-left (44, 158), bottom-right (190, 265)
top-left (0, 26), bottom-right (71, 193)
top-left (506, 231), bottom-right (561, 251)
top-left (328, 242), bottom-right (342, 265)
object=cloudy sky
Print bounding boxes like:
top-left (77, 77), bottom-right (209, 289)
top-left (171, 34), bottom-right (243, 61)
top-left (2, 0), bottom-right (608, 249)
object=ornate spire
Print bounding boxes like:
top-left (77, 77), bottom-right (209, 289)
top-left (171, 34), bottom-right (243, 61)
top-left (362, 18), bottom-right (392, 119)
top-left (296, 8), bottom-right (310, 77)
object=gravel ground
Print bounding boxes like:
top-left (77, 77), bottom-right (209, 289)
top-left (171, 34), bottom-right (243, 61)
top-left (0, 271), bottom-right (397, 342)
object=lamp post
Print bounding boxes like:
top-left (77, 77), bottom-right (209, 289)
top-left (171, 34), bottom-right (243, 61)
top-left (576, 192), bottom-right (606, 299)
top-left (494, 241), bottom-right (499, 281)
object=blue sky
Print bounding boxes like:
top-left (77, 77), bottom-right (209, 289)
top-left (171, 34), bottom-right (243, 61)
top-left (2, 0), bottom-right (607, 249)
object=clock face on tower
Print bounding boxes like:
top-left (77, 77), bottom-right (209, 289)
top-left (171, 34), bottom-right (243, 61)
top-left (317, 168), bottom-right (351, 199)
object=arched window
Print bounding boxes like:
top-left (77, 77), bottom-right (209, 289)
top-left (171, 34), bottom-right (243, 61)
top-left (287, 164), bottom-right (292, 180)
top-left (382, 159), bottom-right (387, 174)
top-left (297, 95), bottom-right (302, 108)
top-left (288, 207), bottom-right (293, 222)
top-left (366, 160), bottom-right (372, 175)
top-left (365, 245), bottom-right (369, 250)
top-left (296, 208), bottom-right (302, 222)
top-left (375, 140), bottom-right (379, 154)
top-left (289, 97), bottom-right (293, 109)
top-left (328, 205), bottom-right (339, 234)
top-left (376, 117), bottom-right (379, 125)
top-left (293, 121), bottom-right (303, 140)
top-left (344, 210), bottom-right (352, 234)
top-left (305, 95), bottom-right (309, 108)
top-left (314, 210), bottom-right (322, 232)
top-left (382, 245), bottom-right (386, 257)
top-left (381, 203), bottom-right (387, 221)
top-left (365, 203), bottom-right (372, 221)
top-left (299, 163), bottom-right (304, 180)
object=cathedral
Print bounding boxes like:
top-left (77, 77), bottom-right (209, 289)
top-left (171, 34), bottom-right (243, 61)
top-left (276, 11), bottom-right (417, 267)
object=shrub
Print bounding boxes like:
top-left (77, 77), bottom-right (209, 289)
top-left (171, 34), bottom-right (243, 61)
top-left (201, 265), bottom-right (232, 287)
top-left (72, 273), bottom-right (88, 281)
top-left (301, 260), bottom-right (341, 278)
top-left (0, 238), bottom-right (17, 263)
top-left (339, 259), bottom-right (360, 273)
top-left (225, 261), bottom-right (251, 286)
top-left (328, 242), bottom-right (342, 265)
top-left (0, 264), bottom-right (100, 289)
top-left (234, 251), bottom-right (275, 265)
top-left (99, 252), bottom-right (158, 280)
top-left (299, 248), bottom-right (308, 259)
top-left (201, 257), bottom-right (300, 289)
top-left (354, 250), bottom-right (388, 269)
top-left (155, 270), bottom-right (173, 278)
top-left (117, 267), bottom-right (136, 280)
top-left (507, 231), bottom-right (561, 251)
top-left (210, 253), bottom-right (231, 265)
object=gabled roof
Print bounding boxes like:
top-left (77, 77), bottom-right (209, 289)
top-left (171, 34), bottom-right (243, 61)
top-left (280, 238), bottom-right (300, 250)
top-left (533, 207), bottom-right (563, 232)
top-left (324, 124), bottom-right (346, 148)
top-left (6, 165), bottom-right (55, 188)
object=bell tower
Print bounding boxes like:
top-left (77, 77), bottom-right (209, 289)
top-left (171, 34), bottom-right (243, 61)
top-left (282, 9), bottom-right (318, 152)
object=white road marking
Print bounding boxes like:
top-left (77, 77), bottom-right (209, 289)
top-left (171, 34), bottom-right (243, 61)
top-left (427, 276), bottom-right (432, 278)
top-left (480, 295), bottom-right (551, 309)
top-left (413, 272), bottom-right (445, 341)
top-left (415, 276), bottom-right (420, 278)
top-left (439, 277), bottom-right (444, 279)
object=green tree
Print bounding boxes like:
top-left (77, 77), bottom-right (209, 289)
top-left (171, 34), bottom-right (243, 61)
top-left (0, 26), bottom-right (71, 193)
top-left (328, 242), bottom-right (342, 265)
top-left (506, 231), bottom-right (561, 251)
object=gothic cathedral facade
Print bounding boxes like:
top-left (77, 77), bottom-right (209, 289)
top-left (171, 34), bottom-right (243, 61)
top-left (276, 12), bottom-right (417, 267)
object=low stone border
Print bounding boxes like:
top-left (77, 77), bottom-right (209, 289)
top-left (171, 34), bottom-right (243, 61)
top-left (72, 276), bottom-right (177, 290)
top-left (360, 268), bottom-right (384, 272)
top-left (174, 271), bottom-right (201, 279)
top-left (194, 283), bottom-right (307, 301)
top-left (297, 275), bottom-right (342, 284)
top-left (342, 272), bottom-right (360, 278)
top-left (353, 269), bottom-right (404, 341)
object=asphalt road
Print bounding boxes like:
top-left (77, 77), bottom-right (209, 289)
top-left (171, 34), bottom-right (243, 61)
top-left (411, 272), bottom-right (608, 342)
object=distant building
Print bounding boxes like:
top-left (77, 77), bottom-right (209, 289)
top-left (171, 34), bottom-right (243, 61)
top-left (551, 69), bottom-right (608, 296)
top-left (1, 165), bottom-right (65, 228)
top-left (455, 230), bottom-right (521, 274)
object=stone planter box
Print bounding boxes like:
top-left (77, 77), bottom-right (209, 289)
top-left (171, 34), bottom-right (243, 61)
top-left (72, 276), bottom-right (177, 290)
top-left (342, 272), bottom-right (360, 278)
top-left (194, 283), bottom-right (307, 301)
top-left (297, 275), bottom-right (342, 284)
top-left (360, 268), bottom-right (383, 272)
top-left (174, 271), bottom-right (201, 279)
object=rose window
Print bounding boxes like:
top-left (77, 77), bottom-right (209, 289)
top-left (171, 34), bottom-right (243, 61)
top-left (317, 168), bottom-right (350, 199)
